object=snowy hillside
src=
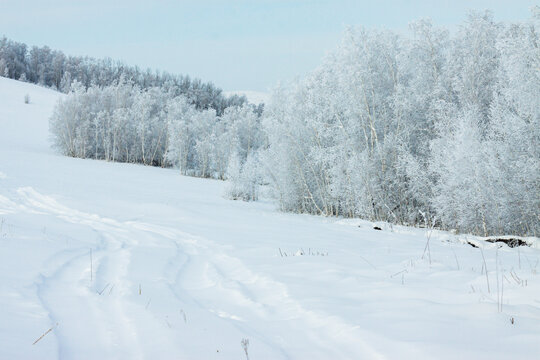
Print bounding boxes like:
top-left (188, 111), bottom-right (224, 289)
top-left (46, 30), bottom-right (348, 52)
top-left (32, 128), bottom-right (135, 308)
top-left (0, 77), bottom-right (539, 359)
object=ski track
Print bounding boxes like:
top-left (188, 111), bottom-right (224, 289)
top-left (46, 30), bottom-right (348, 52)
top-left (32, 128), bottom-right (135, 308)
top-left (4, 186), bottom-right (384, 359)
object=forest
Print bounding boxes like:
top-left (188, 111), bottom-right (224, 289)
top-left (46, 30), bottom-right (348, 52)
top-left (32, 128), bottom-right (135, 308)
top-left (5, 11), bottom-right (539, 236)
top-left (0, 36), bottom-right (248, 114)
top-left (259, 12), bottom-right (539, 237)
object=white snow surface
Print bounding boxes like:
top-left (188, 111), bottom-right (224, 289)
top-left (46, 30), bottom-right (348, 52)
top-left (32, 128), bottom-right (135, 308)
top-left (0, 76), bottom-right (539, 360)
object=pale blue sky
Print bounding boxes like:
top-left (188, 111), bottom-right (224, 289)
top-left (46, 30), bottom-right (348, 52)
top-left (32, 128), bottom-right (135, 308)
top-left (0, 0), bottom-right (537, 91)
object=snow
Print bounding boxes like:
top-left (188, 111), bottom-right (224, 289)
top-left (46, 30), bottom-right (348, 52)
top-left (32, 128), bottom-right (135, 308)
top-left (224, 90), bottom-right (269, 104)
top-left (0, 76), bottom-right (539, 359)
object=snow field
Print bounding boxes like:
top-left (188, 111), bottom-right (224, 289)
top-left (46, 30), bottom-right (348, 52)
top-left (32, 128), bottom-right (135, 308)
top-left (0, 77), bottom-right (539, 359)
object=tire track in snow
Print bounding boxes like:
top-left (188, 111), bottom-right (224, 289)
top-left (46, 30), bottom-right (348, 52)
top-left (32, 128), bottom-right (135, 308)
top-left (14, 187), bottom-right (385, 359)
top-left (14, 188), bottom-right (147, 359)
top-left (124, 218), bottom-right (386, 359)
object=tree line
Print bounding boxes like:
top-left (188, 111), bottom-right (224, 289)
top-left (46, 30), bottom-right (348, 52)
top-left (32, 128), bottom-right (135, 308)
top-left (0, 36), bottom-right (248, 114)
top-left (49, 80), bottom-right (263, 198)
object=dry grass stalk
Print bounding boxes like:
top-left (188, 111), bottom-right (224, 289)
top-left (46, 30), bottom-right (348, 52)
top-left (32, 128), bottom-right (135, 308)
top-left (32, 322), bottom-right (58, 345)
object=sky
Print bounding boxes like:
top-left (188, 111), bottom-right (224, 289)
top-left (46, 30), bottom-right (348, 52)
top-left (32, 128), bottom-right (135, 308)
top-left (0, 0), bottom-right (537, 92)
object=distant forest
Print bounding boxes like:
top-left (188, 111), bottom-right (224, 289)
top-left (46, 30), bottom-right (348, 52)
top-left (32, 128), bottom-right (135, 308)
top-left (0, 36), bottom-right (248, 115)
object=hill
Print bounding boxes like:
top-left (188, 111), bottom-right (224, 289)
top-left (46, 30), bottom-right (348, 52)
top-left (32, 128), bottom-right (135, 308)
top-left (0, 77), bottom-right (539, 359)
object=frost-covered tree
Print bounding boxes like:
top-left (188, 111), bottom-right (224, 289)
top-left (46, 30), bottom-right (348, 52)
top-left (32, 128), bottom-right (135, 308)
top-left (226, 104), bottom-right (264, 163)
top-left (262, 27), bottom-right (406, 219)
top-left (485, 15), bottom-right (540, 235)
top-left (166, 96), bottom-right (198, 173)
top-left (226, 152), bottom-right (260, 201)
top-left (430, 106), bottom-right (495, 234)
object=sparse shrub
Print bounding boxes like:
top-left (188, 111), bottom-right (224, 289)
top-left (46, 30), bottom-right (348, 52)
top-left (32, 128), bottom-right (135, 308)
top-left (241, 338), bottom-right (250, 360)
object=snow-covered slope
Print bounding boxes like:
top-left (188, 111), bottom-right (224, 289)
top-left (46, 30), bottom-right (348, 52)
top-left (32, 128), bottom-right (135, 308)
top-left (0, 77), bottom-right (539, 360)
